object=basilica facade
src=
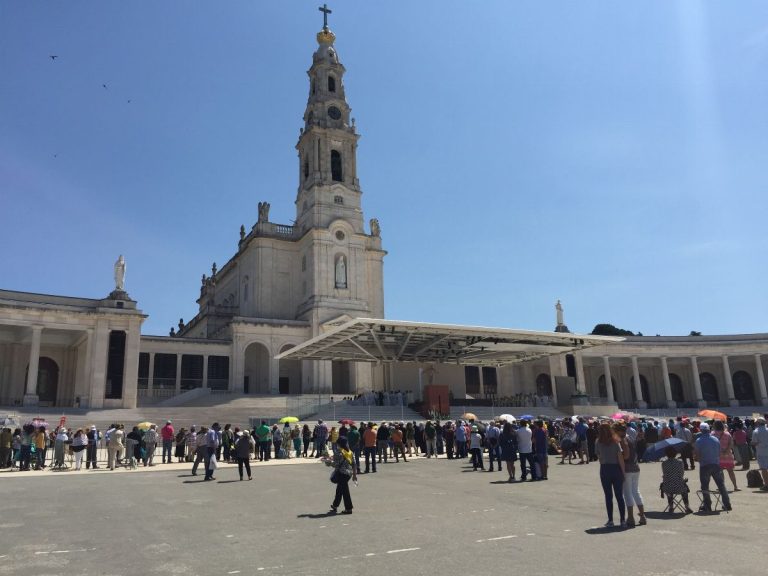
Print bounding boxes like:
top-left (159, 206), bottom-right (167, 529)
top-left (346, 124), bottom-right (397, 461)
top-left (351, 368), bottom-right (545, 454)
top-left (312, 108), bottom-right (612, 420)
top-left (1, 19), bottom-right (766, 411)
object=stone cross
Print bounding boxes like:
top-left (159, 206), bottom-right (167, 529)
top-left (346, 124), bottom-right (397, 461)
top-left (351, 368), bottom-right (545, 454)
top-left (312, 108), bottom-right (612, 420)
top-left (319, 3), bottom-right (332, 29)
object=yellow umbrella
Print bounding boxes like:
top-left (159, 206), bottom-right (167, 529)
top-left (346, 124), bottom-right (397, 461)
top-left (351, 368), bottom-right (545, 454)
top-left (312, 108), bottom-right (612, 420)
top-left (137, 421), bottom-right (155, 431)
top-left (461, 412), bottom-right (478, 421)
top-left (279, 416), bottom-right (299, 424)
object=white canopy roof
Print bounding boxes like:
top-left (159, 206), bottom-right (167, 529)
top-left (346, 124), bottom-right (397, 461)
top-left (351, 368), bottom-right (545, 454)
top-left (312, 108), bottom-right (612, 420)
top-left (275, 318), bottom-right (623, 366)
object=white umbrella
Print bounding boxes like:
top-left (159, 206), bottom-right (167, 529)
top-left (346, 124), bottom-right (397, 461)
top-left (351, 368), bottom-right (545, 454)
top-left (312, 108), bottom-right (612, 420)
top-left (498, 414), bottom-right (516, 422)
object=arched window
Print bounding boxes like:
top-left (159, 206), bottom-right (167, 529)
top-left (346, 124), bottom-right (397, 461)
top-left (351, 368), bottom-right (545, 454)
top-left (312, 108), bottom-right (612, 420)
top-left (312, 80), bottom-right (316, 95)
top-left (669, 373), bottom-right (684, 403)
top-left (630, 375), bottom-right (650, 403)
top-left (328, 75), bottom-right (336, 92)
top-left (303, 157), bottom-right (309, 179)
top-left (598, 374), bottom-right (617, 400)
top-left (700, 372), bottom-right (719, 402)
top-left (242, 275), bottom-right (249, 302)
top-left (331, 150), bottom-right (343, 182)
top-left (733, 371), bottom-right (756, 402)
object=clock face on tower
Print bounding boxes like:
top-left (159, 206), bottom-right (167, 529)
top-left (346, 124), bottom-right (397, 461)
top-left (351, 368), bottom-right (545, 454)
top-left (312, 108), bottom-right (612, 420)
top-left (327, 106), bottom-right (341, 120)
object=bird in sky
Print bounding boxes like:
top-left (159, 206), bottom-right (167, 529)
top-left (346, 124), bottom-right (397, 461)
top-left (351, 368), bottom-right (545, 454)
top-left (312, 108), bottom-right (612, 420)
top-left (49, 55), bottom-right (58, 61)
top-left (102, 83), bottom-right (108, 89)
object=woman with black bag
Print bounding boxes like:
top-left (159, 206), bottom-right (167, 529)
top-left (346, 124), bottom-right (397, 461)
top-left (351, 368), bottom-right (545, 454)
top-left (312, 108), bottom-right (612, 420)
top-left (323, 436), bottom-right (357, 514)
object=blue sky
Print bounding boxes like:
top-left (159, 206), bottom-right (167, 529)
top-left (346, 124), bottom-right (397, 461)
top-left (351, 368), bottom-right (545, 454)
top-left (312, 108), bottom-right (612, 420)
top-left (1, 1), bottom-right (767, 337)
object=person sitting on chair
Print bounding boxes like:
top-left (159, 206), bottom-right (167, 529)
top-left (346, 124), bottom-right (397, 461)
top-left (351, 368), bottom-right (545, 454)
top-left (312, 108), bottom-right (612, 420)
top-left (661, 446), bottom-right (693, 514)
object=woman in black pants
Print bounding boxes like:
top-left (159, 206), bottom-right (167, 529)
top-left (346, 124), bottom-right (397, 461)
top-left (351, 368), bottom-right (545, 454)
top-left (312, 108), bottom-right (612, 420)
top-left (234, 430), bottom-right (255, 481)
top-left (323, 436), bottom-right (357, 514)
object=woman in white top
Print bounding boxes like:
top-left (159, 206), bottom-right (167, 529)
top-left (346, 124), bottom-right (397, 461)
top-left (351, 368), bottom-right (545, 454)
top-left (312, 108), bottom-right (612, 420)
top-left (71, 429), bottom-right (88, 470)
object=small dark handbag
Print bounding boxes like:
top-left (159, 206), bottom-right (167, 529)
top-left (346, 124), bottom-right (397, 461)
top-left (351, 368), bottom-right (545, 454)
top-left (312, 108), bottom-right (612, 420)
top-left (330, 469), bottom-right (341, 484)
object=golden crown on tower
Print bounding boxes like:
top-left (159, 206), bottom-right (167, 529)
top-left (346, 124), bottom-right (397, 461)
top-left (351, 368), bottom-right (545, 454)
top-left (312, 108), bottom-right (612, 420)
top-left (317, 27), bottom-right (336, 45)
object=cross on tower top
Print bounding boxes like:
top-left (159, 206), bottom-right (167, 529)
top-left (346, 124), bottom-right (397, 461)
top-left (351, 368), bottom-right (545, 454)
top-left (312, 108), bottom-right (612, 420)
top-left (319, 3), bottom-right (332, 30)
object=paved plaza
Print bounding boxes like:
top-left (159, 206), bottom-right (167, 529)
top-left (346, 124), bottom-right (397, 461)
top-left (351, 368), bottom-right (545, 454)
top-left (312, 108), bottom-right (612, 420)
top-left (1, 456), bottom-right (767, 576)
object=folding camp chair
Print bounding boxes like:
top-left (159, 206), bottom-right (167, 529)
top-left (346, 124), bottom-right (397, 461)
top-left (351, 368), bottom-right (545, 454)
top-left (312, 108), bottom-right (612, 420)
top-left (696, 490), bottom-right (725, 512)
top-left (664, 492), bottom-right (688, 513)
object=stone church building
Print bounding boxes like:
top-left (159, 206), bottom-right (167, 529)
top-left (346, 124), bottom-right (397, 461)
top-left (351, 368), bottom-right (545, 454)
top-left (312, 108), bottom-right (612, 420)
top-left (1, 18), bottom-right (767, 411)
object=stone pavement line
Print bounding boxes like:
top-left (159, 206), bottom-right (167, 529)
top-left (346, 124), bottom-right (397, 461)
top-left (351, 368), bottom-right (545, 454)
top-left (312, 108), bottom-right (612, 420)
top-left (476, 534), bottom-right (518, 543)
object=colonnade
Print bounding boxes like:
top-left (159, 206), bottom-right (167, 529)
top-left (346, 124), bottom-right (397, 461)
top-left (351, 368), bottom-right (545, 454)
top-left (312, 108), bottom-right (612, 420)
top-left (575, 351), bottom-right (768, 408)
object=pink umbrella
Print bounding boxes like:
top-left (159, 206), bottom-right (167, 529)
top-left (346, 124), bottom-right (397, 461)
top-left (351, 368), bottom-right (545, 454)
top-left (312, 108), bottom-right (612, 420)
top-left (610, 412), bottom-right (629, 421)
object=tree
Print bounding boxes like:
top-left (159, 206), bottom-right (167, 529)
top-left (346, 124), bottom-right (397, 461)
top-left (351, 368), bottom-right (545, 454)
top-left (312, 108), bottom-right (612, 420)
top-left (590, 323), bottom-right (635, 337)
top-left (689, 331), bottom-right (702, 336)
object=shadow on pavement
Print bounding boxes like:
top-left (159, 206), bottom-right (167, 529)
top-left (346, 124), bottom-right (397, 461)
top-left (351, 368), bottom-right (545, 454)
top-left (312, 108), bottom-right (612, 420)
top-left (182, 479), bottom-right (207, 484)
top-left (297, 512), bottom-right (339, 519)
top-left (584, 526), bottom-right (627, 535)
top-left (644, 511), bottom-right (687, 520)
top-left (217, 480), bottom-right (240, 484)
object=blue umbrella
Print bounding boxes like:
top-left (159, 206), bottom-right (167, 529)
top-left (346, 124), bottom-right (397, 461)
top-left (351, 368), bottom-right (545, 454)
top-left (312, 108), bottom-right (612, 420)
top-left (519, 414), bottom-right (535, 421)
top-left (642, 437), bottom-right (686, 461)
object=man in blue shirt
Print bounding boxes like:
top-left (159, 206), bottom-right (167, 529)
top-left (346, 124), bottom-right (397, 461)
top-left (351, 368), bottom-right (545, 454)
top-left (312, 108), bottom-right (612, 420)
top-left (694, 423), bottom-right (731, 512)
top-left (574, 418), bottom-right (589, 464)
top-left (485, 422), bottom-right (501, 472)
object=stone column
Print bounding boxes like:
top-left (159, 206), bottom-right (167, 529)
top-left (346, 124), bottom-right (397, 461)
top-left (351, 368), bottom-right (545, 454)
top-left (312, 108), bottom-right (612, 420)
top-left (175, 354), bottom-right (183, 395)
top-left (660, 356), bottom-right (676, 408)
top-left (603, 356), bottom-right (615, 403)
top-left (630, 356), bottom-right (646, 409)
top-left (722, 355), bottom-right (738, 407)
top-left (690, 356), bottom-right (705, 408)
top-left (755, 354), bottom-right (768, 406)
top-left (89, 323), bottom-right (110, 409)
top-left (23, 325), bottom-right (43, 406)
top-left (232, 336), bottom-right (245, 394)
top-left (122, 320), bottom-right (141, 409)
top-left (80, 329), bottom-right (94, 407)
top-left (202, 355), bottom-right (209, 389)
top-left (547, 355), bottom-right (560, 406)
top-left (148, 352), bottom-right (156, 392)
top-left (269, 355), bottom-right (280, 395)
top-left (478, 366), bottom-right (485, 398)
top-left (574, 351), bottom-right (587, 395)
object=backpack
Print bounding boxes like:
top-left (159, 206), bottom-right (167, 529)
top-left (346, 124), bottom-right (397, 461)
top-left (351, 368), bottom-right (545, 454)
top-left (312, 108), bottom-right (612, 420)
top-left (746, 469), bottom-right (764, 488)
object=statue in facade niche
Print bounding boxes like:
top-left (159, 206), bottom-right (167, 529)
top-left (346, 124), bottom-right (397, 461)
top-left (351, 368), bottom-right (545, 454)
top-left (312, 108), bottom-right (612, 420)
top-left (258, 201), bottom-right (271, 223)
top-left (335, 255), bottom-right (347, 289)
top-left (370, 218), bottom-right (380, 237)
top-left (114, 255), bottom-right (126, 291)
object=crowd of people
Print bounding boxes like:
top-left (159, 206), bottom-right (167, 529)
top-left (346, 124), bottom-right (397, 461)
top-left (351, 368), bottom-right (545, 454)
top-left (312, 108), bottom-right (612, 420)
top-left (3, 412), bottom-right (767, 526)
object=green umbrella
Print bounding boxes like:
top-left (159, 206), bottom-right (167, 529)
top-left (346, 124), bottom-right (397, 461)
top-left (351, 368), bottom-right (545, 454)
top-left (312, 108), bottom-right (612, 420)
top-left (279, 416), bottom-right (299, 424)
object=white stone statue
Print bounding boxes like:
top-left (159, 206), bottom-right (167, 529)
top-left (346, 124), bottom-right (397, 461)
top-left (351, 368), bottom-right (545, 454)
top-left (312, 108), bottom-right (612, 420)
top-left (556, 300), bottom-right (564, 326)
top-left (370, 218), bottom-right (380, 237)
top-left (258, 201), bottom-right (270, 223)
top-left (114, 255), bottom-right (126, 291)
top-left (335, 255), bottom-right (347, 288)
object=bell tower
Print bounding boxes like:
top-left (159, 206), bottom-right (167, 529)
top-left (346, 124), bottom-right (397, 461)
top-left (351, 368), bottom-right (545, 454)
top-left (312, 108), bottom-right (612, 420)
top-left (295, 8), bottom-right (363, 233)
